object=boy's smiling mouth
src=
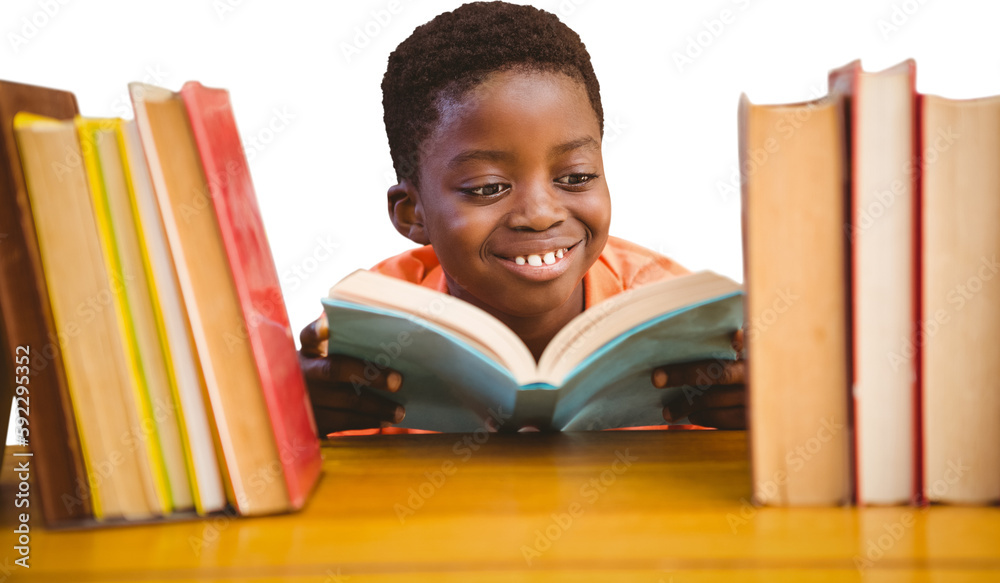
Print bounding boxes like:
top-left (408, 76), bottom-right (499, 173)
top-left (512, 247), bottom-right (569, 266)
top-left (493, 241), bottom-right (582, 281)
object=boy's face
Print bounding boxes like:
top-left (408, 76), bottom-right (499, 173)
top-left (402, 70), bottom-right (611, 318)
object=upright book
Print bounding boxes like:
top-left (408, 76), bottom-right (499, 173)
top-left (180, 81), bottom-right (321, 510)
top-left (78, 117), bottom-right (195, 513)
top-left (118, 119), bottom-right (227, 515)
top-left (15, 114), bottom-right (169, 520)
top-left (920, 93), bottom-right (1000, 504)
top-left (0, 80), bottom-right (92, 525)
top-left (739, 91), bottom-right (852, 506)
top-left (131, 82), bottom-right (320, 515)
top-left (323, 269), bottom-right (743, 432)
top-left (829, 60), bottom-right (918, 505)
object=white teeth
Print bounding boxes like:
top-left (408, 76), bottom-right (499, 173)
top-left (511, 247), bottom-right (570, 267)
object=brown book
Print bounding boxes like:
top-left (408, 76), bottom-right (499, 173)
top-left (739, 92), bottom-right (852, 505)
top-left (0, 308), bottom-right (13, 443)
top-left (0, 80), bottom-right (91, 525)
top-left (130, 83), bottom-right (292, 516)
top-left (921, 94), bottom-right (1000, 504)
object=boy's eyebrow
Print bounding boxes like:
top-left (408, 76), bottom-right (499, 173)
top-left (550, 136), bottom-right (600, 157)
top-left (447, 149), bottom-right (513, 169)
top-left (447, 137), bottom-right (600, 169)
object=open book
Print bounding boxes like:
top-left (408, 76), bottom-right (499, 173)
top-left (322, 269), bottom-right (743, 431)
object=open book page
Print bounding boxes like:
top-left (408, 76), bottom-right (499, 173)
top-left (552, 292), bottom-right (743, 430)
top-left (322, 298), bottom-right (523, 431)
top-left (538, 271), bottom-right (743, 386)
top-left (329, 269), bottom-right (537, 380)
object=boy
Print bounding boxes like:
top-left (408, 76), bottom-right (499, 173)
top-left (299, 1), bottom-right (745, 434)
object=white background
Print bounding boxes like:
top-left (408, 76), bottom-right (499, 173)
top-left (2, 0), bottom-right (998, 338)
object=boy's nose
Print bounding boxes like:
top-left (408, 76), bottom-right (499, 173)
top-left (507, 181), bottom-right (568, 231)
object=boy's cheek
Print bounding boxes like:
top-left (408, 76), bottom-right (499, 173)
top-left (574, 189), bottom-right (612, 226)
top-left (582, 206), bottom-right (612, 243)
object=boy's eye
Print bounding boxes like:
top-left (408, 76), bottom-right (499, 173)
top-left (462, 183), bottom-right (510, 197)
top-left (555, 173), bottom-right (598, 186)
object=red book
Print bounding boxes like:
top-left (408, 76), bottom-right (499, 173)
top-left (180, 82), bottom-right (321, 508)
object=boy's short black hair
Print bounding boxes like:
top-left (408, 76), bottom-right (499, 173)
top-left (382, 1), bottom-right (604, 184)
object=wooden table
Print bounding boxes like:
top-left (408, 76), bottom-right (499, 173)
top-left (4, 430), bottom-right (999, 581)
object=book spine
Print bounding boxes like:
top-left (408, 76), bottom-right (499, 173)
top-left (911, 91), bottom-right (925, 507)
top-left (843, 71), bottom-right (859, 507)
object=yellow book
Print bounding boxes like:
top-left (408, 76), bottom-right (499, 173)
top-left (83, 117), bottom-right (204, 512)
top-left (76, 117), bottom-right (173, 516)
top-left (13, 113), bottom-right (162, 520)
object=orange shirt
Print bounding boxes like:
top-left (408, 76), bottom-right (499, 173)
top-left (328, 237), bottom-right (702, 436)
top-left (369, 235), bottom-right (690, 308)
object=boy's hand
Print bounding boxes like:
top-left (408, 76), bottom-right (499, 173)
top-left (299, 313), bottom-right (405, 436)
top-left (650, 329), bottom-right (746, 430)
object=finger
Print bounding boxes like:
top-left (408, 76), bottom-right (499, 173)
top-left (688, 406), bottom-right (746, 430)
top-left (732, 328), bottom-right (744, 355)
top-left (664, 384), bottom-right (745, 421)
top-left (652, 359), bottom-right (745, 388)
top-left (689, 384), bottom-right (746, 410)
top-left (313, 408), bottom-right (395, 436)
top-left (299, 313), bottom-right (329, 357)
top-left (301, 353), bottom-right (402, 392)
top-left (309, 384), bottom-right (405, 423)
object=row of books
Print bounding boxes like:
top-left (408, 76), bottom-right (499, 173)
top-left (0, 79), bottom-right (321, 526)
top-left (741, 60), bottom-right (1000, 506)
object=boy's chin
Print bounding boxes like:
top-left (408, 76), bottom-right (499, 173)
top-left (444, 253), bottom-right (593, 319)
top-left (475, 279), bottom-right (583, 319)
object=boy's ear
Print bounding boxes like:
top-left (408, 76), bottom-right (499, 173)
top-left (387, 179), bottom-right (430, 245)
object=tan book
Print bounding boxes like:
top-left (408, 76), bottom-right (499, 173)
top-left (14, 113), bottom-right (164, 520)
top-left (921, 94), bottom-right (1000, 504)
top-left (739, 92), bottom-right (852, 506)
top-left (130, 84), bottom-right (290, 515)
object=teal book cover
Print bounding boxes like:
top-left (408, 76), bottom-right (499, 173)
top-left (322, 271), bottom-right (743, 432)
